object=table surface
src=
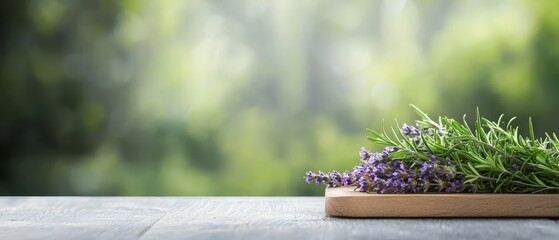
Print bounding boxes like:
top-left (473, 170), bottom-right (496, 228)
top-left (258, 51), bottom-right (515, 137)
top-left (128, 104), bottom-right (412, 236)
top-left (1, 197), bottom-right (558, 240)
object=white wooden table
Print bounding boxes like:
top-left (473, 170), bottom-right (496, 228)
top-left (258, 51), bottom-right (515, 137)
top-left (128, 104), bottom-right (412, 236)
top-left (1, 197), bottom-right (558, 240)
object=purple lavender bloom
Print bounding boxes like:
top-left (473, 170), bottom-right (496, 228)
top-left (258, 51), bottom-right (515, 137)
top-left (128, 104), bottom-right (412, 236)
top-left (421, 162), bottom-right (431, 175)
top-left (305, 146), bottom-right (472, 193)
top-left (352, 165), bottom-right (366, 178)
top-left (305, 171), bottom-right (315, 184)
top-left (356, 177), bottom-right (371, 192)
top-left (328, 171), bottom-right (342, 187)
top-left (430, 154), bottom-right (437, 161)
top-left (445, 171), bottom-right (456, 179)
top-left (330, 170), bottom-right (342, 181)
top-left (373, 163), bottom-right (386, 175)
top-left (359, 147), bottom-right (370, 162)
top-left (315, 171), bottom-right (329, 185)
top-left (382, 146), bottom-right (399, 156)
top-left (368, 152), bottom-right (386, 164)
top-left (341, 171), bottom-right (354, 186)
top-left (397, 180), bottom-right (406, 189)
top-left (401, 123), bottom-right (420, 137)
top-left (399, 163), bottom-right (407, 171)
top-left (392, 170), bottom-right (409, 179)
top-left (412, 180), bottom-right (424, 193)
top-left (436, 166), bottom-right (445, 175)
top-left (375, 180), bottom-right (386, 193)
top-left (384, 178), bottom-right (393, 187)
top-left (450, 180), bottom-right (464, 192)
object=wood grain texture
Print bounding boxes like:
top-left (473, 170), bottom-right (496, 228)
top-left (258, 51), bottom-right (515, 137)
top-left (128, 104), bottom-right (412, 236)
top-left (1, 197), bottom-right (559, 240)
top-left (326, 186), bottom-right (559, 217)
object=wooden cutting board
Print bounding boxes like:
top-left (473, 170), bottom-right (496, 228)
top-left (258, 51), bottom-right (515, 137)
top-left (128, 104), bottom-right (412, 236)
top-left (325, 186), bottom-right (559, 217)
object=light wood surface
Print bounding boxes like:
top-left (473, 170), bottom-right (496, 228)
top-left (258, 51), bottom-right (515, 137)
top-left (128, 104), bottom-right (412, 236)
top-left (326, 186), bottom-right (559, 217)
top-left (1, 197), bottom-right (559, 239)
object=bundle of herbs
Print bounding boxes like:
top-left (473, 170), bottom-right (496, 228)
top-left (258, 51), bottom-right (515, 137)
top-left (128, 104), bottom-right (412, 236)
top-left (305, 105), bottom-right (559, 193)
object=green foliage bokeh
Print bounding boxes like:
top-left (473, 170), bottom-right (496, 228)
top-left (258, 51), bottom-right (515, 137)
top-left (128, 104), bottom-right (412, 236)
top-left (1, 0), bottom-right (559, 196)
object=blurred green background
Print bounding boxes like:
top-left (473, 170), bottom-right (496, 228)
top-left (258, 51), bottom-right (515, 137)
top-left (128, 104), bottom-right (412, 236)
top-left (1, 0), bottom-right (559, 196)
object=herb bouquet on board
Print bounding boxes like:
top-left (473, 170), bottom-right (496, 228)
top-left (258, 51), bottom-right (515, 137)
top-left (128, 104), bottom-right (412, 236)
top-left (306, 105), bottom-right (559, 194)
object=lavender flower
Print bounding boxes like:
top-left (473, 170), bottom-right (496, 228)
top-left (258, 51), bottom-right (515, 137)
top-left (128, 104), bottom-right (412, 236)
top-left (328, 171), bottom-right (342, 187)
top-left (359, 147), bottom-right (370, 162)
top-left (316, 171), bottom-right (329, 185)
top-left (341, 171), bottom-right (354, 186)
top-left (356, 176), bottom-right (372, 192)
top-left (400, 123), bottom-right (420, 137)
top-left (368, 152), bottom-right (386, 164)
top-left (305, 147), bottom-right (473, 193)
top-left (382, 146), bottom-right (398, 155)
top-left (305, 171), bottom-right (315, 184)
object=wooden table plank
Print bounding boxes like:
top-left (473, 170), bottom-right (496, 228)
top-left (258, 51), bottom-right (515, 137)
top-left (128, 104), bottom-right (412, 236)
top-left (1, 197), bottom-right (558, 240)
top-left (0, 197), bottom-right (168, 240)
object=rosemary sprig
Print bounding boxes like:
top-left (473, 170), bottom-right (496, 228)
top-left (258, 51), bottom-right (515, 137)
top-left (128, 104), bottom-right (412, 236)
top-left (367, 105), bottom-right (559, 193)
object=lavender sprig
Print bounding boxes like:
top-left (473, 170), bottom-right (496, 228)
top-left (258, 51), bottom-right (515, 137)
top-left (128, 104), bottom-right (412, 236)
top-left (306, 147), bottom-right (474, 193)
top-left (305, 105), bottom-right (559, 193)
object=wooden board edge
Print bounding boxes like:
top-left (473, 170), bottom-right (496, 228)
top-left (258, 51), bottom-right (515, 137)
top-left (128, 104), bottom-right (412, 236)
top-left (325, 186), bottom-right (559, 218)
